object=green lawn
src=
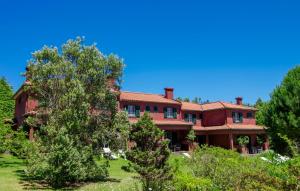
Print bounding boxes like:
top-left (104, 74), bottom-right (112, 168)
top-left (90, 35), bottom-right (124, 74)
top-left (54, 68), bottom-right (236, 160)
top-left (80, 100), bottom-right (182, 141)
top-left (0, 154), bottom-right (141, 191)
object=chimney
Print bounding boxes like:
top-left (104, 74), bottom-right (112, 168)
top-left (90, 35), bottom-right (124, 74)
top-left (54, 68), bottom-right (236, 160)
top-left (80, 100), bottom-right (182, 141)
top-left (235, 97), bottom-right (243, 105)
top-left (164, 88), bottom-right (174, 99)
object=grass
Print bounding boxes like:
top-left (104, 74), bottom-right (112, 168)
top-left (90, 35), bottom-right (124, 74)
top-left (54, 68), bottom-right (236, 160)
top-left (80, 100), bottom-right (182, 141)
top-left (0, 154), bottom-right (140, 191)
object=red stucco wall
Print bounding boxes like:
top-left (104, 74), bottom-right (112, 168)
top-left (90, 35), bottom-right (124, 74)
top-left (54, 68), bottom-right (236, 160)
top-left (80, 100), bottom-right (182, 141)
top-left (119, 101), bottom-right (181, 121)
top-left (202, 109), bottom-right (226, 126)
top-left (226, 109), bottom-right (256, 125)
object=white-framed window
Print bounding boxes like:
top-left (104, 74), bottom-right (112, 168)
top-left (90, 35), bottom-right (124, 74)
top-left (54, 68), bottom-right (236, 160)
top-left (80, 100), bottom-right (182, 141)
top-left (184, 113), bottom-right (196, 124)
top-left (232, 112), bottom-right (243, 123)
top-left (128, 105), bottom-right (135, 117)
top-left (166, 107), bottom-right (174, 118)
top-left (187, 114), bottom-right (193, 122)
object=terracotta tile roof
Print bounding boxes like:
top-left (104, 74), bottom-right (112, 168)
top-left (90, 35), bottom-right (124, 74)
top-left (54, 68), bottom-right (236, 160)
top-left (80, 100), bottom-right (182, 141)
top-left (129, 118), bottom-right (193, 126)
top-left (120, 91), bottom-right (180, 104)
top-left (201, 101), bottom-right (257, 111)
top-left (181, 102), bottom-right (203, 111)
top-left (193, 124), bottom-right (265, 131)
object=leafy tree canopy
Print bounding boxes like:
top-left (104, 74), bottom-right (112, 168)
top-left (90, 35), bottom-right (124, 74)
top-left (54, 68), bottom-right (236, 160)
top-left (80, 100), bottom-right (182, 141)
top-left (26, 37), bottom-right (127, 187)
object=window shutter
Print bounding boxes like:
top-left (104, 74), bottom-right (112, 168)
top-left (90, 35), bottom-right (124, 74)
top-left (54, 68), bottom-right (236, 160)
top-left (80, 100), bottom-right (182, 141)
top-left (146, 105), bottom-right (150, 112)
top-left (164, 107), bottom-right (167, 118)
top-left (173, 108), bottom-right (177, 119)
top-left (135, 106), bottom-right (140, 117)
top-left (239, 112), bottom-right (243, 122)
top-left (192, 114), bottom-right (196, 124)
top-left (184, 113), bottom-right (188, 121)
top-left (124, 105), bottom-right (128, 111)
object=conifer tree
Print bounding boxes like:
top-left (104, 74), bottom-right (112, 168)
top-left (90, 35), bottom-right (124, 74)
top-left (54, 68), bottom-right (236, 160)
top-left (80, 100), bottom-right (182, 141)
top-left (262, 66), bottom-right (300, 156)
top-left (127, 113), bottom-right (172, 191)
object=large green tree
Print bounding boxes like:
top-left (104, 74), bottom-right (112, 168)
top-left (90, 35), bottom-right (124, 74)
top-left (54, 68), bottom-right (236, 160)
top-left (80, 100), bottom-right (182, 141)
top-left (262, 66), bottom-right (300, 156)
top-left (26, 37), bottom-right (126, 187)
top-left (127, 113), bottom-right (172, 191)
top-left (0, 77), bottom-right (15, 152)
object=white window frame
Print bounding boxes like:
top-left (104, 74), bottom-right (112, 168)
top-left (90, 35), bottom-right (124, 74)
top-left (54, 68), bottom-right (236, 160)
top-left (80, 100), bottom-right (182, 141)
top-left (128, 105), bottom-right (135, 117)
top-left (187, 114), bottom-right (193, 122)
top-left (233, 112), bottom-right (242, 123)
top-left (166, 107), bottom-right (174, 119)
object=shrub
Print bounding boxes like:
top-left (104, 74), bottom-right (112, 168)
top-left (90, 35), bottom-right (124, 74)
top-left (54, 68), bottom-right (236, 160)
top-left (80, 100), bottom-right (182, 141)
top-left (173, 173), bottom-right (215, 191)
top-left (183, 146), bottom-right (299, 190)
top-left (186, 129), bottom-right (196, 142)
top-left (237, 135), bottom-right (249, 146)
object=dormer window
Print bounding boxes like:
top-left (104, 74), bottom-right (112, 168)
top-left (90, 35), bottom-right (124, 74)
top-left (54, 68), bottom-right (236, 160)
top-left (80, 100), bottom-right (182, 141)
top-left (232, 112), bottom-right (243, 123)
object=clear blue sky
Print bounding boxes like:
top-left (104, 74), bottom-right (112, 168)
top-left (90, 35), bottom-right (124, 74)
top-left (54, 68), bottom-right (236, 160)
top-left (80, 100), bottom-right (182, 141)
top-left (0, 0), bottom-right (299, 104)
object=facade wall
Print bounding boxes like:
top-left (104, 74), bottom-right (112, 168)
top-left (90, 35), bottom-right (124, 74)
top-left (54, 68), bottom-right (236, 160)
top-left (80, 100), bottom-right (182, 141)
top-left (208, 134), bottom-right (230, 149)
top-left (202, 109), bottom-right (226, 126)
top-left (15, 92), bottom-right (27, 127)
top-left (14, 92), bottom-right (38, 128)
top-left (119, 101), bottom-right (182, 121)
top-left (226, 109), bottom-right (256, 125)
top-left (181, 110), bottom-right (202, 126)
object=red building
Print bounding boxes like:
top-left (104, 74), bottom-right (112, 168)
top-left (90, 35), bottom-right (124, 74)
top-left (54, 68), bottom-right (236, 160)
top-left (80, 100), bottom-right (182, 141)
top-left (13, 84), bottom-right (269, 153)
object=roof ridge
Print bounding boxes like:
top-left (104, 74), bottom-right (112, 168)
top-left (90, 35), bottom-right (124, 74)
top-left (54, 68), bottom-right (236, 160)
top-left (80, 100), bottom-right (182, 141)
top-left (121, 90), bottom-right (164, 96)
top-left (218, 101), bottom-right (226, 108)
top-left (200, 101), bottom-right (222, 105)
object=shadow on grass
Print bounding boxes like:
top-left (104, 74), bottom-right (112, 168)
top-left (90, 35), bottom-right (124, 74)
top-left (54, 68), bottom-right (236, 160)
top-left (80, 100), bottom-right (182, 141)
top-left (14, 169), bottom-right (124, 190)
top-left (0, 160), bottom-right (24, 168)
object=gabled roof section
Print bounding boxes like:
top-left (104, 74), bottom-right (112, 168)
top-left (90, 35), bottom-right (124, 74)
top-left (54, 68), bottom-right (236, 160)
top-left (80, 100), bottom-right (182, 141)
top-left (120, 91), bottom-right (180, 104)
top-left (13, 84), bottom-right (25, 100)
top-left (181, 101), bottom-right (202, 111)
top-left (201, 101), bottom-right (257, 111)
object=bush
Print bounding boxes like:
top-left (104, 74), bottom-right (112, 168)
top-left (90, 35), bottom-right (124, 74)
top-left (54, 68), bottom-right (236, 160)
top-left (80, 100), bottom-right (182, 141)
top-left (182, 146), bottom-right (300, 190)
top-left (26, 125), bottom-right (109, 188)
top-left (173, 173), bottom-right (215, 191)
top-left (237, 135), bottom-right (249, 146)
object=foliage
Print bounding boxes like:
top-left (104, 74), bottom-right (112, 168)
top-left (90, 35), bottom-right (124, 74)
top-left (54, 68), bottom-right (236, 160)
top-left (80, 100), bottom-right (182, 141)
top-left (25, 37), bottom-right (125, 187)
top-left (261, 66), bottom-right (300, 156)
top-left (254, 97), bottom-right (267, 125)
top-left (110, 111), bottom-right (131, 151)
top-left (192, 97), bottom-right (201, 104)
top-left (127, 113), bottom-right (172, 191)
top-left (185, 146), bottom-right (300, 191)
top-left (256, 134), bottom-right (265, 146)
top-left (0, 77), bottom-right (15, 153)
top-left (186, 129), bottom-right (196, 142)
top-left (0, 78), bottom-right (29, 158)
top-left (173, 173), bottom-right (214, 191)
top-left (237, 135), bottom-right (249, 146)
top-left (183, 97), bottom-right (190, 102)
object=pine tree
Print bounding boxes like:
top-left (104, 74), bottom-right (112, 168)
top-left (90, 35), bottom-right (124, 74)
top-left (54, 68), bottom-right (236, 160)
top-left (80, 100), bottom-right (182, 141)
top-left (127, 113), bottom-right (172, 191)
top-left (263, 66), bottom-right (300, 156)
